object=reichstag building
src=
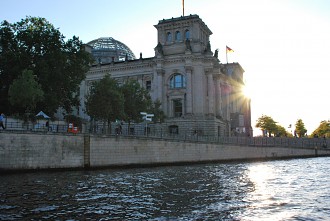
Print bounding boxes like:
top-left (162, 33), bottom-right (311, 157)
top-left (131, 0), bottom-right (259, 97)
top-left (79, 14), bottom-right (252, 137)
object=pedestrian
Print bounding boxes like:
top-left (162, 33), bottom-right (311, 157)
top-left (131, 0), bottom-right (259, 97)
top-left (323, 135), bottom-right (327, 148)
top-left (119, 124), bottom-right (122, 134)
top-left (46, 120), bottom-right (49, 131)
top-left (0, 113), bottom-right (5, 130)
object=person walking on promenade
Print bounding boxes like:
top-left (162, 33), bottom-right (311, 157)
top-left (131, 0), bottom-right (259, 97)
top-left (0, 113), bottom-right (5, 130)
top-left (323, 135), bottom-right (327, 148)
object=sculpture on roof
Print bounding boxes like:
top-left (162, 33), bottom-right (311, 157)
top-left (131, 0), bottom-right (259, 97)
top-left (155, 42), bottom-right (164, 56)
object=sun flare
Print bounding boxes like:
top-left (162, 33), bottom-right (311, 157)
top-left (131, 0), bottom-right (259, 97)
top-left (243, 84), bottom-right (253, 98)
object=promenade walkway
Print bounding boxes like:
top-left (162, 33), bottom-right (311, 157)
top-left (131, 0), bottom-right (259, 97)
top-left (1, 125), bottom-right (328, 150)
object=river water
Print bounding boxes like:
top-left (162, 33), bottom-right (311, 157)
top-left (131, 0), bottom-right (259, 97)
top-left (1, 157), bottom-right (330, 220)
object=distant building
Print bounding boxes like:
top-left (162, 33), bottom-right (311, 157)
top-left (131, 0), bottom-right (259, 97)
top-left (79, 14), bottom-right (252, 137)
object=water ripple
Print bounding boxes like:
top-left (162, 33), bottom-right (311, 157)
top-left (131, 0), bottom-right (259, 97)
top-left (1, 157), bottom-right (330, 220)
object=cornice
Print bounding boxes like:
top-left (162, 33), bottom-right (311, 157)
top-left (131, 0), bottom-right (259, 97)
top-left (155, 54), bottom-right (216, 65)
top-left (88, 61), bottom-right (154, 75)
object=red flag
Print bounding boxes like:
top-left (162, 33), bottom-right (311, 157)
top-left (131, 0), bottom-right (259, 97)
top-left (226, 45), bottom-right (234, 53)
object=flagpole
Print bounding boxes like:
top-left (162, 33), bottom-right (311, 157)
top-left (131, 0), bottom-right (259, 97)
top-left (182, 0), bottom-right (185, 16)
top-left (226, 46), bottom-right (234, 63)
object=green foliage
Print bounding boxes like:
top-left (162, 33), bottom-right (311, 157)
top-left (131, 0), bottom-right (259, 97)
top-left (311, 120), bottom-right (330, 138)
top-left (121, 79), bottom-right (153, 124)
top-left (255, 114), bottom-right (291, 137)
top-left (255, 115), bottom-right (277, 137)
top-left (0, 16), bottom-right (93, 116)
top-left (295, 119), bottom-right (307, 137)
top-left (8, 69), bottom-right (44, 113)
top-left (85, 75), bottom-right (124, 124)
top-left (275, 125), bottom-right (292, 137)
top-left (85, 77), bottom-right (158, 131)
top-left (151, 99), bottom-right (166, 123)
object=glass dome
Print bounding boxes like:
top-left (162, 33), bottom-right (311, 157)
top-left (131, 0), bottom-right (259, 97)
top-left (87, 37), bottom-right (136, 63)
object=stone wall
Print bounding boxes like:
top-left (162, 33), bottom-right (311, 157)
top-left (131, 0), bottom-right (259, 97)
top-left (0, 132), bottom-right (329, 171)
top-left (0, 132), bottom-right (84, 170)
top-left (88, 136), bottom-right (328, 167)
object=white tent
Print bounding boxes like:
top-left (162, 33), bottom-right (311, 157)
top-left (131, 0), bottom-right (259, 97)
top-left (36, 111), bottom-right (50, 119)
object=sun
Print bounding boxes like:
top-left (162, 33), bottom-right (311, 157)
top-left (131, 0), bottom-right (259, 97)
top-left (243, 84), bottom-right (253, 98)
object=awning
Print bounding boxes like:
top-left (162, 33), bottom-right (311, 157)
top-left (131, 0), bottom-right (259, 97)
top-left (36, 111), bottom-right (50, 119)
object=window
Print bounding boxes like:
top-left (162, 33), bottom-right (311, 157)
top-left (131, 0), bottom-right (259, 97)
top-left (167, 32), bottom-right (172, 42)
top-left (173, 99), bottom-right (183, 117)
top-left (146, 80), bottom-right (151, 90)
top-left (175, 31), bottom-right (181, 41)
top-left (185, 30), bottom-right (190, 40)
top-left (170, 74), bottom-right (186, 88)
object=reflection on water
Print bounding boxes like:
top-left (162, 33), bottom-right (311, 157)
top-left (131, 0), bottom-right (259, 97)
top-left (241, 159), bottom-right (330, 221)
top-left (1, 157), bottom-right (330, 220)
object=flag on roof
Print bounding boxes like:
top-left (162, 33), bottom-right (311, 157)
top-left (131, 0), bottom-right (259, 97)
top-left (226, 45), bottom-right (234, 53)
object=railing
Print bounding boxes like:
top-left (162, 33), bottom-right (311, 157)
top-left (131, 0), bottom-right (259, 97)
top-left (1, 122), bottom-right (328, 149)
top-left (2, 121), bottom-right (69, 133)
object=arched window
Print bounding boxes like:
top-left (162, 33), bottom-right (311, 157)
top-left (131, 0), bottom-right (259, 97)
top-left (167, 32), bottom-right (172, 42)
top-left (175, 31), bottom-right (181, 41)
top-left (185, 29), bottom-right (190, 40)
top-left (170, 74), bottom-right (186, 88)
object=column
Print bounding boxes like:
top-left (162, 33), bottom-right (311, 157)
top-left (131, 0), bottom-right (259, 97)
top-left (207, 73), bottom-right (215, 115)
top-left (226, 84), bottom-right (231, 120)
top-left (185, 66), bottom-right (193, 115)
top-left (156, 69), bottom-right (165, 111)
top-left (221, 82), bottom-right (230, 121)
top-left (215, 77), bottom-right (222, 117)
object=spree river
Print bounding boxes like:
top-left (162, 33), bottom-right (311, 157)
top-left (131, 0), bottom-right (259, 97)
top-left (1, 157), bottom-right (330, 220)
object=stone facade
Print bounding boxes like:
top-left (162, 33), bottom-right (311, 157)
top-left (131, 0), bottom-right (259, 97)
top-left (79, 14), bottom-right (252, 137)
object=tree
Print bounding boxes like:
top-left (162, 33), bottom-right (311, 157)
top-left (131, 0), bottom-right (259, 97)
top-left (85, 75), bottom-right (124, 133)
top-left (275, 125), bottom-right (292, 137)
top-left (121, 79), bottom-right (152, 130)
top-left (295, 119), bottom-right (307, 137)
top-left (311, 120), bottom-right (330, 138)
top-left (0, 17), bottom-right (93, 116)
top-left (151, 99), bottom-right (166, 123)
top-left (8, 69), bottom-right (44, 115)
top-left (255, 115), bottom-right (278, 137)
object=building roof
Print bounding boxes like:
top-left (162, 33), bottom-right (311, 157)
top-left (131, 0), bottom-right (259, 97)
top-left (87, 37), bottom-right (136, 63)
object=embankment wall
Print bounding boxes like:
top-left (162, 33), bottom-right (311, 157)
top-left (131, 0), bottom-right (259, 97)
top-left (0, 132), bottom-right (329, 171)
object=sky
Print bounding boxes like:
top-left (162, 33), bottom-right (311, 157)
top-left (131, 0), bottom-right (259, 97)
top-left (1, 0), bottom-right (330, 136)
